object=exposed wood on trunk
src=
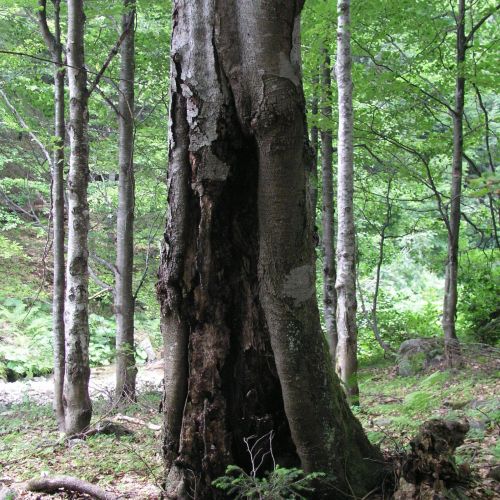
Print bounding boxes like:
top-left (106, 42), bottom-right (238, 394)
top-left (115, 0), bottom-right (137, 402)
top-left (36, 0), bottom-right (66, 432)
top-left (64, 0), bottom-right (92, 435)
top-left (335, 0), bottom-right (360, 402)
top-left (158, 1), bottom-right (383, 498)
top-left (157, 3), bottom-right (296, 497)
top-left (320, 47), bottom-right (338, 364)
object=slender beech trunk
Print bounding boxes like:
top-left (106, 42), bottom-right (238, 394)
top-left (157, 1), bottom-right (382, 498)
top-left (335, 0), bottom-right (359, 402)
top-left (115, 0), bottom-right (137, 402)
top-left (37, 0), bottom-right (66, 431)
top-left (64, 0), bottom-right (92, 435)
top-left (370, 179), bottom-right (393, 355)
top-left (320, 48), bottom-right (338, 363)
top-left (309, 76), bottom-right (319, 221)
top-left (443, 0), bottom-right (465, 367)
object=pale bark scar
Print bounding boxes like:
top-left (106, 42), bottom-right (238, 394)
top-left (282, 265), bottom-right (315, 305)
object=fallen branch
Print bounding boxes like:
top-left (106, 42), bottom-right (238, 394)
top-left (26, 475), bottom-right (116, 500)
top-left (112, 413), bottom-right (161, 431)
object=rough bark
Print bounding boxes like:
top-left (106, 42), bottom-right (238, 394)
top-left (157, 1), bottom-right (383, 498)
top-left (37, 0), bottom-right (66, 431)
top-left (320, 47), bottom-right (338, 364)
top-left (442, 0), bottom-right (465, 368)
top-left (335, 0), bottom-right (359, 402)
top-left (64, 0), bottom-right (92, 435)
top-left (115, 0), bottom-right (137, 402)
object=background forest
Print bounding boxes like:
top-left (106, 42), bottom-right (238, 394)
top-left (0, 0), bottom-right (498, 498)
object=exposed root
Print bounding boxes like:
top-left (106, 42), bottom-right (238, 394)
top-left (26, 475), bottom-right (117, 499)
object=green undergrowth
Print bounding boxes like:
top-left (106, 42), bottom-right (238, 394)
top-left (0, 218), bottom-right (162, 381)
top-left (0, 391), bottom-right (163, 497)
top-left (357, 356), bottom-right (499, 480)
top-left (1, 357), bottom-right (498, 497)
top-left (0, 295), bottom-right (161, 379)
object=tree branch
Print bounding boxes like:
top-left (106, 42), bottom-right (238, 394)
top-left (465, 4), bottom-right (500, 46)
top-left (87, 12), bottom-right (135, 96)
top-left (26, 476), bottom-right (116, 500)
top-left (36, 0), bottom-right (57, 54)
top-left (0, 89), bottom-right (52, 167)
top-left (88, 264), bottom-right (114, 293)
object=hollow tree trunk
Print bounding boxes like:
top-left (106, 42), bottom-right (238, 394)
top-left (115, 0), bottom-right (137, 402)
top-left (37, 0), bottom-right (66, 431)
top-left (335, 0), bottom-right (359, 402)
top-left (320, 47), bottom-right (338, 363)
top-left (64, 0), bottom-right (92, 435)
top-left (442, 0), bottom-right (465, 367)
top-left (157, 1), bottom-right (382, 498)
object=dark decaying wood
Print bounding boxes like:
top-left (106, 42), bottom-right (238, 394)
top-left (157, 1), bottom-right (383, 498)
top-left (395, 419), bottom-right (470, 497)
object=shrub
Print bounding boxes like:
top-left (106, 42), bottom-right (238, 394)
top-left (213, 465), bottom-right (325, 500)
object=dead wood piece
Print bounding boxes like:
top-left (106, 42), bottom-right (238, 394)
top-left (401, 419), bottom-right (470, 493)
top-left (112, 413), bottom-right (161, 431)
top-left (26, 475), bottom-right (117, 500)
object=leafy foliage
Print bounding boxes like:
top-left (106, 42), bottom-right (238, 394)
top-left (213, 465), bottom-right (325, 500)
top-left (0, 298), bottom-right (157, 379)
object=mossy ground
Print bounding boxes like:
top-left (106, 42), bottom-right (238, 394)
top-left (357, 355), bottom-right (499, 497)
top-left (0, 391), bottom-right (163, 499)
top-left (0, 356), bottom-right (498, 498)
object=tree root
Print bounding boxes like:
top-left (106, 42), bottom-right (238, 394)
top-left (26, 475), bottom-right (117, 499)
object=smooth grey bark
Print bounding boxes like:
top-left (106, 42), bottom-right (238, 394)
top-left (442, 0), bottom-right (465, 368)
top-left (441, 1), bottom-right (500, 366)
top-left (37, 0), bottom-right (66, 432)
top-left (64, 0), bottom-right (92, 435)
top-left (320, 48), bottom-right (338, 363)
top-left (309, 76), bottom-right (319, 223)
top-left (157, 1), bottom-right (382, 498)
top-left (335, 0), bottom-right (359, 402)
top-left (115, 0), bottom-right (137, 402)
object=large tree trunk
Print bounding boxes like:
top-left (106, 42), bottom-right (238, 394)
top-left (115, 0), bottom-right (137, 402)
top-left (157, 1), bottom-right (382, 498)
top-left (64, 0), bottom-right (92, 435)
top-left (320, 47), bottom-right (338, 363)
top-left (335, 0), bottom-right (359, 402)
top-left (442, 0), bottom-right (465, 367)
top-left (37, 0), bottom-right (66, 432)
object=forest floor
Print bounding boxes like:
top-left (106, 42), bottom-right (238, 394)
top-left (0, 355), bottom-right (498, 499)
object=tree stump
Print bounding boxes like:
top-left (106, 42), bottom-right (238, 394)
top-left (395, 419), bottom-right (470, 498)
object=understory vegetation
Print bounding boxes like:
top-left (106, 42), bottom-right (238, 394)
top-left (0, 358), bottom-right (498, 498)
